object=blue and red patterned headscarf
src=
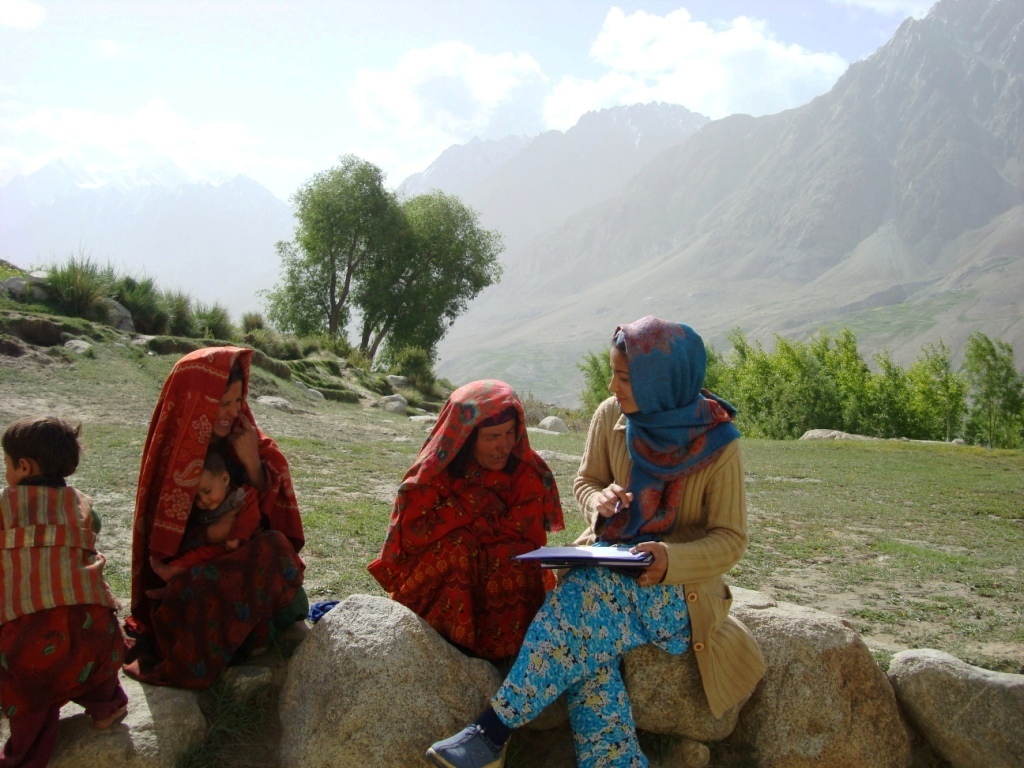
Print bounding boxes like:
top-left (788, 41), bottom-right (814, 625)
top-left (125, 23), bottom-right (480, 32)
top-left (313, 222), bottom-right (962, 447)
top-left (600, 316), bottom-right (740, 544)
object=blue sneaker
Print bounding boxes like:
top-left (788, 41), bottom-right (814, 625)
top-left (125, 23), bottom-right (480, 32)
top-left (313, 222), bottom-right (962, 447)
top-left (425, 724), bottom-right (507, 768)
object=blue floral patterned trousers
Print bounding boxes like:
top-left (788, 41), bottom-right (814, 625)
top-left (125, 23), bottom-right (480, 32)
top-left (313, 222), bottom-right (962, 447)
top-left (491, 567), bottom-right (692, 768)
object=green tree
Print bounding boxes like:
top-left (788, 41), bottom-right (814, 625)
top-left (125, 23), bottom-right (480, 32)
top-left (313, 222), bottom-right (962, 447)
top-left (962, 332), bottom-right (1023, 448)
top-left (354, 191), bottom-right (502, 361)
top-left (264, 155), bottom-right (399, 337)
top-left (811, 328), bottom-right (871, 434)
top-left (907, 340), bottom-right (967, 441)
top-left (864, 349), bottom-right (918, 438)
top-left (577, 349), bottom-right (613, 417)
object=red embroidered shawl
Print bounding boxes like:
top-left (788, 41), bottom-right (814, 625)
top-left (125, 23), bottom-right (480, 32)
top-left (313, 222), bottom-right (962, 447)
top-left (368, 379), bottom-right (564, 591)
top-left (128, 346), bottom-right (304, 629)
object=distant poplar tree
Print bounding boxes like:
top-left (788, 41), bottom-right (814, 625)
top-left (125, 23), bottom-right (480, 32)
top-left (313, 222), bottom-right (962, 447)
top-left (962, 332), bottom-right (1023, 448)
top-left (907, 340), bottom-right (968, 441)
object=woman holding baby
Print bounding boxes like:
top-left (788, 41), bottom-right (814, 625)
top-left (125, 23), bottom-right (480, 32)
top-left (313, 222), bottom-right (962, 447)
top-left (124, 346), bottom-right (307, 689)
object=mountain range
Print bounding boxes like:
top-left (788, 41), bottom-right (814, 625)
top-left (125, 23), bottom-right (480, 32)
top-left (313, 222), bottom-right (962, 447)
top-left (426, 0), bottom-right (1024, 403)
top-left (0, 162), bottom-right (294, 317)
top-left (2, 0), bottom-right (1021, 406)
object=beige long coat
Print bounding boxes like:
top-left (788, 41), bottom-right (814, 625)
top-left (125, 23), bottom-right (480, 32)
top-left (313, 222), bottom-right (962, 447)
top-left (573, 397), bottom-right (766, 718)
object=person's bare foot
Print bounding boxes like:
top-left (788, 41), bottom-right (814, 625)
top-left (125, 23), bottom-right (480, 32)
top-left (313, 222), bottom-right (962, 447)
top-left (149, 556), bottom-right (185, 582)
top-left (93, 704), bottom-right (128, 731)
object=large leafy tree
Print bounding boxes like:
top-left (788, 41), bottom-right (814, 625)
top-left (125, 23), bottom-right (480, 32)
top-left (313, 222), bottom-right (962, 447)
top-left (353, 191), bottom-right (502, 361)
top-left (962, 332), bottom-right (1023, 448)
top-left (811, 329), bottom-right (871, 434)
top-left (907, 340), bottom-right (968, 441)
top-left (265, 155), bottom-right (400, 337)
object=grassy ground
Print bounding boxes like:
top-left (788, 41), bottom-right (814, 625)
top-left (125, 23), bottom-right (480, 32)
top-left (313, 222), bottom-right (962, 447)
top-left (1, 343), bottom-right (1022, 679)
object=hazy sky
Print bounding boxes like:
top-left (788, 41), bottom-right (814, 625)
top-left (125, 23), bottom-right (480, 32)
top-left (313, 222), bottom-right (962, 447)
top-left (1, 0), bottom-right (933, 200)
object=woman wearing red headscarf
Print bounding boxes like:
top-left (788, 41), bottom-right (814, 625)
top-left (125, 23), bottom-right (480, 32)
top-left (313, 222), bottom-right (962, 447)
top-left (369, 380), bottom-right (563, 663)
top-left (124, 347), bottom-right (306, 689)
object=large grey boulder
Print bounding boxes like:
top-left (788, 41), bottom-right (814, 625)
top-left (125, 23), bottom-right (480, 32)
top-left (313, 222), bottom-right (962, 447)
top-left (278, 594), bottom-right (502, 768)
top-left (256, 395), bottom-right (298, 413)
top-left (888, 648), bottom-right (1024, 768)
top-left (100, 298), bottom-right (135, 332)
top-left (379, 394), bottom-right (408, 415)
top-left (64, 339), bottom-right (92, 354)
top-left (0, 675), bottom-right (206, 768)
top-left (730, 588), bottom-right (912, 768)
top-left (386, 374), bottom-right (410, 389)
top-left (3, 276), bottom-right (29, 298)
top-left (624, 644), bottom-right (740, 742)
top-left (538, 415), bottom-right (569, 433)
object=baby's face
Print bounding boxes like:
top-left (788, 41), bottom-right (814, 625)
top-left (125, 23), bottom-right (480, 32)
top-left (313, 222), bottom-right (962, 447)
top-left (195, 469), bottom-right (231, 510)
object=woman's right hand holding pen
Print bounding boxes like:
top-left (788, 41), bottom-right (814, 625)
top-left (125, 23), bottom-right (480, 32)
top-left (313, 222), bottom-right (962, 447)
top-left (596, 484), bottom-right (633, 518)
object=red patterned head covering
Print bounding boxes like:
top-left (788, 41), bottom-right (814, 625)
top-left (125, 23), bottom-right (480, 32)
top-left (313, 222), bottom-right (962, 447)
top-left (401, 379), bottom-right (559, 526)
top-left (128, 346), bottom-right (304, 626)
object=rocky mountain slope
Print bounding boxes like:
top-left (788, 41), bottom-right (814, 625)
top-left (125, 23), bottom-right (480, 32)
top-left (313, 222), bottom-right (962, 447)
top-left (434, 0), bottom-right (1024, 403)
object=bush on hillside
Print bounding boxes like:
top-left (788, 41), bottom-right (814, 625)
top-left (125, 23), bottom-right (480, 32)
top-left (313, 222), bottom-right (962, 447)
top-left (112, 274), bottom-right (169, 334)
top-left (241, 311), bottom-right (266, 332)
top-left (577, 349), bottom-right (612, 418)
top-left (194, 301), bottom-right (236, 341)
top-left (389, 346), bottom-right (436, 392)
top-left (45, 255), bottom-right (111, 321)
top-left (245, 328), bottom-right (302, 360)
top-left (163, 290), bottom-right (196, 337)
top-left (297, 336), bottom-right (322, 357)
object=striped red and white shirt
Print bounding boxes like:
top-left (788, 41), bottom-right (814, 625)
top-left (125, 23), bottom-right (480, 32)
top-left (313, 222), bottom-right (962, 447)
top-left (1, 485), bottom-right (117, 624)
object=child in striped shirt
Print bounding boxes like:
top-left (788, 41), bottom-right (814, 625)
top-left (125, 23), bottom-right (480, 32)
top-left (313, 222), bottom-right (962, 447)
top-left (1, 416), bottom-right (128, 768)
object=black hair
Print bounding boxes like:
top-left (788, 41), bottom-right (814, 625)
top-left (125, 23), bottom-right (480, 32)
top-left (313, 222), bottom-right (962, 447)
top-left (2, 416), bottom-right (82, 479)
top-left (203, 450), bottom-right (228, 475)
top-left (227, 361), bottom-right (245, 387)
top-left (612, 329), bottom-right (627, 354)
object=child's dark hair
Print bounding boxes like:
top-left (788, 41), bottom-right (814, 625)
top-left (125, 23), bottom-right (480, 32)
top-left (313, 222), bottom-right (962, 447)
top-left (203, 450), bottom-right (228, 475)
top-left (2, 416), bottom-right (82, 478)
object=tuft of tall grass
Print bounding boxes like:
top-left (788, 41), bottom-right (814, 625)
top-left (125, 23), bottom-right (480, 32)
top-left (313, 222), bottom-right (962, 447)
top-left (163, 289), bottom-right (196, 337)
top-left (112, 274), bottom-right (169, 334)
top-left (193, 301), bottom-right (236, 341)
top-left (45, 254), bottom-right (111, 320)
top-left (240, 311), bottom-right (266, 332)
top-left (179, 678), bottom-right (275, 768)
top-left (297, 336), bottom-right (322, 357)
top-left (245, 328), bottom-right (303, 360)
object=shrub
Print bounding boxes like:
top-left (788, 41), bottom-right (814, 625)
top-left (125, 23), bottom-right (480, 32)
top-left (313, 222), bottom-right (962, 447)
top-left (163, 290), bottom-right (195, 337)
top-left (518, 391), bottom-right (552, 426)
top-left (194, 301), bottom-right (236, 341)
top-left (345, 347), bottom-right (374, 373)
top-left (241, 311), bottom-right (266, 332)
top-left (45, 255), bottom-right (111, 320)
top-left (245, 328), bottom-right (302, 360)
top-left (315, 333), bottom-right (353, 359)
top-left (297, 336), bottom-right (322, 357)
top-left (390, 346), bottom-right (436, 392)
top-left (112, 274), bottom-right (169, 334)
top-left (577, 349), bottom-right (612, 418)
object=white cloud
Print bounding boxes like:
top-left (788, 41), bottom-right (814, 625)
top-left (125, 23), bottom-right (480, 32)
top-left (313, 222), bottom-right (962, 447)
top-left (350, 42), bottom-right (548, 155)
top-left (829, 0), bottom-right (932, 17)
top-left (0, 0), bottom-right (44, 28)
top-left (544, 7), bottom-right (849, 127)
top-left (95, 39), bottom-right (124, 59)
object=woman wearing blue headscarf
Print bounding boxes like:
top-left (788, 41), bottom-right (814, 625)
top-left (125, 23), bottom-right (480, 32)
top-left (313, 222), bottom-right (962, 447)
top-left (426, 317), bottom-right (765, 768)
